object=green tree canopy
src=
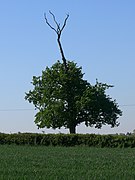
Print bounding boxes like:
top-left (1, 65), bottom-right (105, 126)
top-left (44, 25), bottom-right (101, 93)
top-left (25, 60), bottom-right (122, 134)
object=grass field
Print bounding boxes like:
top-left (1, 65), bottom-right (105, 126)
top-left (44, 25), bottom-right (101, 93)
top-left (0, 145), bottom-right (135, 179)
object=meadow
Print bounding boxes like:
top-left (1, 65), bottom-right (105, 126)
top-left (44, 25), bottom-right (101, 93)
top-left (0, 145), bottom-right (135, 179)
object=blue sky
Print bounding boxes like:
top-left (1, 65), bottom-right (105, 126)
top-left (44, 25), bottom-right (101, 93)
top-left (0, 0), bottom-right (135, 134)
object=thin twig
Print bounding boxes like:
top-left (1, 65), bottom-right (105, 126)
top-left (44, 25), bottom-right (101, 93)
top-left (61, 14), bottom-right (69, 33)
top-left (49, 11), bottom-right (60, 33)
top-left (44, 13), bottom-right (57, 33)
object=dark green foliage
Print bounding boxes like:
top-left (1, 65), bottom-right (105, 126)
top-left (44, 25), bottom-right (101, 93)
top-left (25, 61), bottom-right (122, 133)
top-left (0, 133), bottom-right (135, 148)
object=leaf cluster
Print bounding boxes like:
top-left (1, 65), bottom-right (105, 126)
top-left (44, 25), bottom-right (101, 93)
top-left (25, 61), bottom-right (122, 132)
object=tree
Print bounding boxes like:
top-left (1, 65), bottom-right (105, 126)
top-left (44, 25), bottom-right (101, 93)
top-left (25, 12), bottom-right (122, 134)
top-left (25, 60), bottom-right (122, 134)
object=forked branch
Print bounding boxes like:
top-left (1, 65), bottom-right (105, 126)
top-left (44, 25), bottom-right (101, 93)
top-left (44, 11), bottom-right (69, 71)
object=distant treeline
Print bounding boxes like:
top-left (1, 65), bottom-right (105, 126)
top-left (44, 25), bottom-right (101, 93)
top-left (0, 133), bottom-right (135, 148)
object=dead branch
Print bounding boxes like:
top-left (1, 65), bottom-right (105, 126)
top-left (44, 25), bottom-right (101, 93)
top-left (44, 11), bottom-right (69, 72)
top-left (44, 13), bottom-right (57, 33)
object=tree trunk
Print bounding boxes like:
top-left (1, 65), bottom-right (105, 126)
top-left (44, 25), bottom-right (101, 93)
top-left (69, 125), bottom-right (76, 134)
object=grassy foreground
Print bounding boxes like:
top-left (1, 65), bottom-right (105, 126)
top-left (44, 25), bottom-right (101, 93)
top-left (0, 145), bottom-right (135, 179)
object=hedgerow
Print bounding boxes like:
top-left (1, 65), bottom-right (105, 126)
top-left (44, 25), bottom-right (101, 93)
top-left (0, 133), bottom-right (135, 147)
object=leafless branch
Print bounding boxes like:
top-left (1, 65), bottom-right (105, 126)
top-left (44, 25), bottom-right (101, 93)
top-left (44, 11), bottom-right (69, 72)
top-left (44, 11), bottom-right (69, 36)
top-left (49, 11), bottom-right (61, 33)
top-left (44, 13), bottom-right (57, 33)
top-left (61, 14), bottom-right (69, 33)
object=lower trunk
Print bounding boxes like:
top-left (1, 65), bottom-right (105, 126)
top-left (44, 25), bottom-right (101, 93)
top-left (69, 125), bottom-right (76, 134)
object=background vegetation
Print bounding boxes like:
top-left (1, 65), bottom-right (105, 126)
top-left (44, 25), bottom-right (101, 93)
top-left (0, 133), bottom-right (135, 148)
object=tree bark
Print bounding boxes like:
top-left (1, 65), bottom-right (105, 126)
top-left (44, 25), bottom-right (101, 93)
top-left (57, 35), bottom-right (68, 71)
top-left (69, 125), bottom-right (76, 134)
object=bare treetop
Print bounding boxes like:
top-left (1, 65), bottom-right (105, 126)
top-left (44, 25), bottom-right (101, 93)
top-left (44, 11), bottom-right (69, 72)
top-left (44, 11), bottom-right (69, 36)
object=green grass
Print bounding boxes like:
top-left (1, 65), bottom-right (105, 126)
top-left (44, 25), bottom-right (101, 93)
top-left (0, 145), bottom-right (135, 179)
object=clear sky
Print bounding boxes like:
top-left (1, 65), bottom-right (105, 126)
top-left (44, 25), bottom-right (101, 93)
top-left (0, 0), bottom-right (135, 134)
